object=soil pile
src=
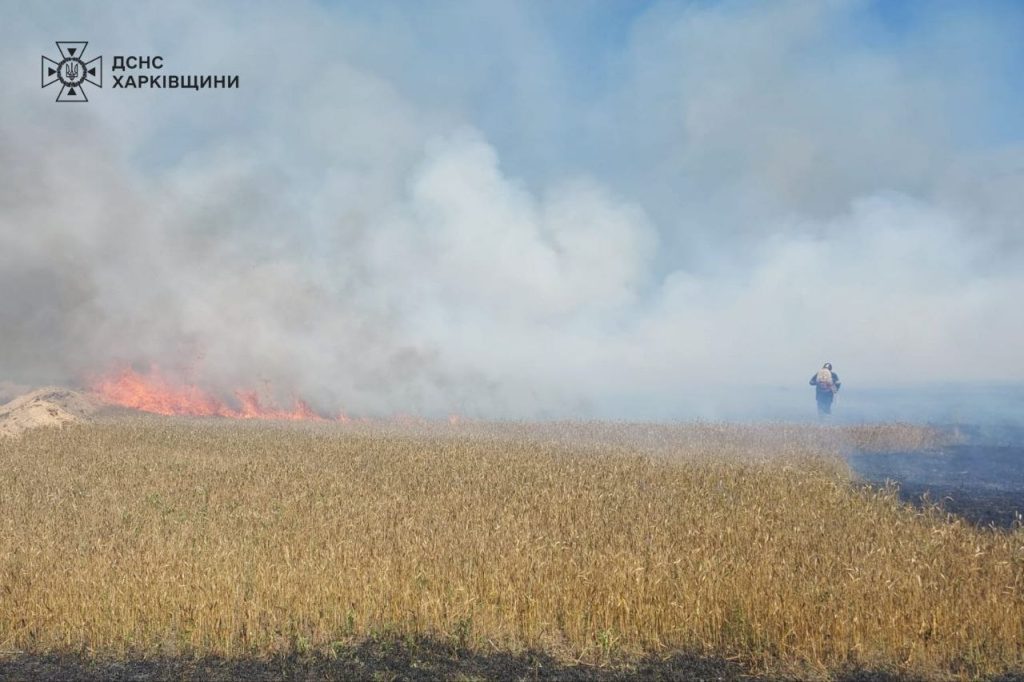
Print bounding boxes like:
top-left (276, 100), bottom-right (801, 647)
top-left (0, 387), bottom-right (99, 437)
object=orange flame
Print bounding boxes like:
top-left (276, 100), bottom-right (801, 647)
top-left (90, 366), bottom-right (466, 425)
top-left (90, 367), bottom-right (326, 421)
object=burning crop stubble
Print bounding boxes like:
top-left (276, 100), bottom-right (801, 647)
top-left (0, 419), bottom-right (1020, 679)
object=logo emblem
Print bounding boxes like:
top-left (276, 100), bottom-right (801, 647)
top-left (42, 42), bottom-right (102, 102)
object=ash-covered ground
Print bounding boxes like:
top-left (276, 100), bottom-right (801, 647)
top-left (846, 424), bottom-right (1024, 528)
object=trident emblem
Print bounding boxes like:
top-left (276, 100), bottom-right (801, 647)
top-left (42, 41), bottom-right (102, 102)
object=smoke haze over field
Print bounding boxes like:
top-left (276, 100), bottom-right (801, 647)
top-left (1, 0), bottom-right (1023, 419)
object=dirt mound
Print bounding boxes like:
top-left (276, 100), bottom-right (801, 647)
top-left (0, 387), bottom-right (99, 438)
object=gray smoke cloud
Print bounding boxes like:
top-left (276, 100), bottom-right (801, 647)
top-left (1, 0), bottom-right (1022, 419)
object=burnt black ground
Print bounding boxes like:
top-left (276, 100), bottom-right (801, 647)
top-left (4, 637), bottom-right (1017, 682)
top-left (0, 642), bottom-right (751, 682)
top-left (845, 444), bottom-right (1024, 528)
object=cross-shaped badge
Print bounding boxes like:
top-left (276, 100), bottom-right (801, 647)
top-left (42, 41), bottom-right (102, 102)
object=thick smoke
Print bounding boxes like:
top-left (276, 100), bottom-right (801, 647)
top-left (1, 0), bottom-right (1022, 419)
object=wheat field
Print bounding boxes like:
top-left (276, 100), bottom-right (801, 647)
top-left (0, 418), bottom-right (1020, 679)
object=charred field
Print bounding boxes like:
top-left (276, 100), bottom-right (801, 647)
top-left (846, 442), bottom-right (1024, 530)
top-left (0, 416), bottom-right (1022, 680)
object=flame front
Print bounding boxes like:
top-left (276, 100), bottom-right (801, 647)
top-left (91, 367), bottom-right (327, 421)
top-left (90, 366), bottom-right (466, 424)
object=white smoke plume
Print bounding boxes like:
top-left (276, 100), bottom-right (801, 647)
top-left (1, 0), bottom-right (1022, 419)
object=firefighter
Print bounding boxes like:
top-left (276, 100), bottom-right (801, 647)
top-left (809, 362), bottom-right (841, 416)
